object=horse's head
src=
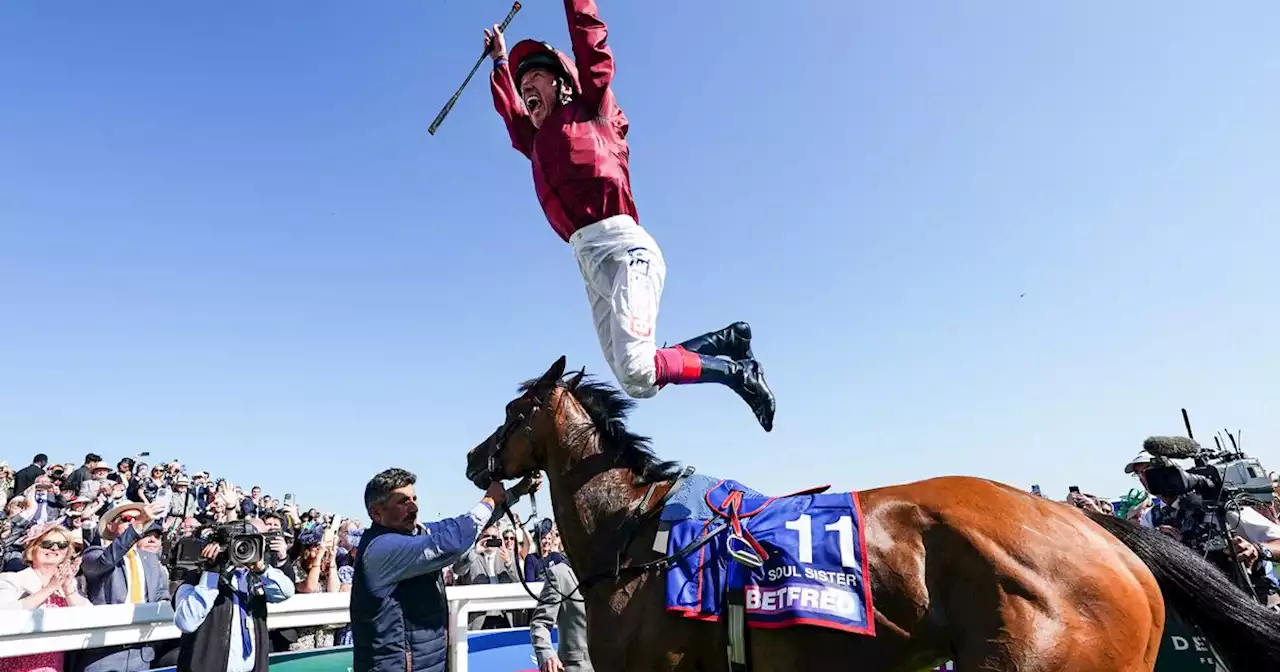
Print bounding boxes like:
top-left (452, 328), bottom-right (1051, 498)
top-left (465, 355), bottom-right (581, 489)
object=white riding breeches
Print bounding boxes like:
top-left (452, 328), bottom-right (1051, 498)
top-left (569, 215), bottom-right (667, 399)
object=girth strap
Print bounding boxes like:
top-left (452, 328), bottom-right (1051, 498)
top-left (578, 466), bottom-right (697, 592)
top-left (727, 587), bottom-right (750, 671)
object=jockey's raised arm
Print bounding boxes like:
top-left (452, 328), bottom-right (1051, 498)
top-left (489, 51), bottom-right (535, 157)
top-left (563, 0), bottom-right (615, 114)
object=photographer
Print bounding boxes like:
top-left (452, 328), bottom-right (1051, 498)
top-left (172, 519), bottom-right (295, 672)
top-left (1126, 450), bottom-right (1280, 606)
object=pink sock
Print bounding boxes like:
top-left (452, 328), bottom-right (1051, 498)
top-left (654, 346), bottom-right (703, 386)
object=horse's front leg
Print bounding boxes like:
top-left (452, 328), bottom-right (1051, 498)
top-left (586, 584), bottom-right (727, 671)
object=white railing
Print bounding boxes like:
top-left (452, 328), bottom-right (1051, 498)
top-left (445, 582), bottom-right (542, 672)
top-left (0, 583), bottom-right (543, 672)
top-left (0, 584), bottom-right (1210, 672)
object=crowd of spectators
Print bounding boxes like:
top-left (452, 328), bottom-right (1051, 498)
top-left (0, 452), bottom-right (369, 670)
top-left (0, 447), bottom-right (1276, 670)
top-left (0, 451), bottom-right (567, 671)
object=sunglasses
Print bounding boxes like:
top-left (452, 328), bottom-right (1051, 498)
top-left (39, 540), bottom-right (70, 550)
top-left (116, 514), bottom-right (139, 524)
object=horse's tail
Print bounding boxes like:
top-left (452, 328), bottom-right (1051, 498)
top-left (1085, 510), bottom-right (1280, 670)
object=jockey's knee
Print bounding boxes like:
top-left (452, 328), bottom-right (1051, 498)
top-left (616, 356), bottom-right (659, 399)
top-left (620, 379), bottom-right (659, 399)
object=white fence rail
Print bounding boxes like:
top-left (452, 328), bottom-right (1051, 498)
top-left (0, 583), bottom-right (543, 672)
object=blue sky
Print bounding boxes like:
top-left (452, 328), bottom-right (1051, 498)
top-left (2, 2), bottom-right (1277, 520)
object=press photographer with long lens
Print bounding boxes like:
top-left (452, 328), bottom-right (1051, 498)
top-left (172, 518), bottom-right (295, 672)
top-left (1134, 432), bottom-right (1280, 607)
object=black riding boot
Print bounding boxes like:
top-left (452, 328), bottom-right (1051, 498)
top-left (676, 322), bottom-right (754, 361)
top-left (694, 355), bottom-right (776, 432)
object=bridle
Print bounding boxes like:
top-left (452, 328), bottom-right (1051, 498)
top-left (464, 380), bottom-right (590, 605)
top-left (465, 384), bottom-right (554, 488)
top-left (463, 375), bottom-right (702, 607)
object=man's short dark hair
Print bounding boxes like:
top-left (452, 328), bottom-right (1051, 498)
top-left (85, 452), bottom-right (102, 464)
top-left (33, 453), bottom-right (47, 465)
top-left (364, 468), bottom-right (416, 515)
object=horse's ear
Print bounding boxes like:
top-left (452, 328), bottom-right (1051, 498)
top-left (567, 366), bottom-right (587, 391)
top-left (531, 355), bottom-right (568, 398)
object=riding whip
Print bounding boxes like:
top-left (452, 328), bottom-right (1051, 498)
top-left (428, 1), bottom-right (522, 135)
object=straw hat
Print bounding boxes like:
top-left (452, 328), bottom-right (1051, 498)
top-left (99, 503), bottom-right (150, 540)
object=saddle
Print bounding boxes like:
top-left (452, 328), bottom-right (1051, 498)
top-left (657, 474), bottom-right (875, 671)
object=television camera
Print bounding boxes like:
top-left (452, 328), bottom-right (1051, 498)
top-left (1141, 409), bottom-right (1275, 602)
top-left (169, 521), bottom-right (289, 573)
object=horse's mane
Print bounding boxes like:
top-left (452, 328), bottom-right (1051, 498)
top-left (519, 374), bottom-right (683, 485)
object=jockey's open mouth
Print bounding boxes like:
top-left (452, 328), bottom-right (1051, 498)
top-left (524, 91), bottom-right (543, 114)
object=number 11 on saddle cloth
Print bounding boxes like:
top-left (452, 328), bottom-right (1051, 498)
top-left (660, 475), bottom-right (875, 635)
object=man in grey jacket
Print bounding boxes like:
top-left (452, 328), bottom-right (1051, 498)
top-left (529, 561), bottom-right (592, 672)
top-left (451, 524), bottom-right (521, 630)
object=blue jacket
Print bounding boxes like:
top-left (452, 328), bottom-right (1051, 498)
top-left (81, 526), bottom-right (169, 606)
top-left (76, 526), bottom-right (170, 672)
top-left (350, 502), bottom-right (491, 672)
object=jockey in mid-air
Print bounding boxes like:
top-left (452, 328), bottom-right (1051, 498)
top-left (483, 0), bottom-right (776, 431)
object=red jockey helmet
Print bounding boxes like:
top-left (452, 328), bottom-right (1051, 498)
top-left (509, 39), bottom-right (581, 96)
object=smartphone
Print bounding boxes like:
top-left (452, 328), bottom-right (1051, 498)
top-left (1030, 485), bottom-right (1042, 496)
top-left (1068, 486), bottom-right (1080, 494)
top-left (153, 486), bottom-right (172, 513)
top-left (483, 537), bottom-right (503, 549)
top-left (137, 451), bottom-right (151, 457)
top-left (283, 493), bottom-right (295, 507)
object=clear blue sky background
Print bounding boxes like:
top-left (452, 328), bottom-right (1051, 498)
top-left (2, 2), bottom-right (1277, 520)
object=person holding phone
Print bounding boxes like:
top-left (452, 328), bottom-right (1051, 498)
top-left (79, 497), bottom-right (171, 671)
top-left (21, 475), bottom-right (65, 526)
top-left (451, 524), bottom-right (521, 630)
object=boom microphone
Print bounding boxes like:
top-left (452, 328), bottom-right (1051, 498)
top-left (1143, 436), bottom-right (1204, 460)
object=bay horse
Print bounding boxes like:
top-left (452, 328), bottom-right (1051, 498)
top-left (464, 356), bottom-right (1280, 671)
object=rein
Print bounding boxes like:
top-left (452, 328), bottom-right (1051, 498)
top-left (497, 465), bottom-right (701, 607)
top-left (502, 504), bottom-right (585, 605)
top-left (576, 465), bottom-right (701, 592)
top-left (471, 375), bottom-right (717, 606)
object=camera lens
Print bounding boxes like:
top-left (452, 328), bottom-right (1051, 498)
top-left (230, 537), bottom-right (257, 564)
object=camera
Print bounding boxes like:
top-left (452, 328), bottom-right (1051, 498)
top-left (1143, 446), bottom-right (1273, 512)
top-left (170, 522), bottom-right (275, 572)
top-left (1141, 415), bottom-right (1276, 602)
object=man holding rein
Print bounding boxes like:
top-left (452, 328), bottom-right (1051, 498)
top-left (350, 468), bottom-right (541, 672)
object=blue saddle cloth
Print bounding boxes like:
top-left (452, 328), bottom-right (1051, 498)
top-left (661, 475), bottom-right (875, 635)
